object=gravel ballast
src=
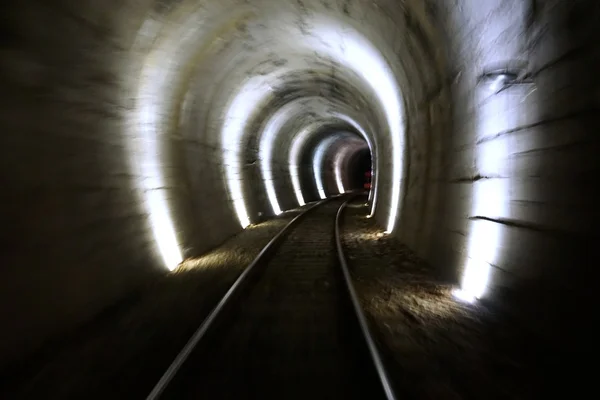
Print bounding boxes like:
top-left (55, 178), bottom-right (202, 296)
top-left (341, 199), bottom-right (548, 399)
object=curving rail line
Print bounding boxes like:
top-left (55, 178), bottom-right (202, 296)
top-left (147, 194), bottom-right (396, 400)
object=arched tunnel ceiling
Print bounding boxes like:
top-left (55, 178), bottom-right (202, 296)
top-left (131, 0), bottom-right (448, 266)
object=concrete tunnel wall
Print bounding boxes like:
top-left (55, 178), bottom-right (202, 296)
top-left (0, 0), bottom-right (598, 366)
top-left (423, 1), bottom-right (598, 344)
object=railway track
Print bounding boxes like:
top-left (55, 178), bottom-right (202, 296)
top-left (147, 195), bottom-right (395, 399)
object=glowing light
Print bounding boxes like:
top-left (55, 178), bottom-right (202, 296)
top-left (146, 191), bottom-right (183, 270)
top-left (454, 220), bottom-right (497, 302)
top-left (333, 149), bottom-right (346, 194)
top-left (313, 137), bottom-right (338, 199)
top-left (289, 125), bottom-right (316, 206)
top-left (490, 74), bottom-right (508, 92)
top-left (456, 176), bottom-right (508, 300)
top-left (134, 54), bottom-right (183, 271)
top-left (334, 167), bottom-right (345, 193)
top-left (222, 76), bottom-right (273, 227)
top-left (456, 94), bottom-right (511, 300)
top-left (260, 103), bottom-right (303, 215)
top-left (473, 179), bottom-right (508, 217)
top-left (453, 288), bottom-right (477, 303)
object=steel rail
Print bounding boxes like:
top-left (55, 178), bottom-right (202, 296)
top-left (334, 197), bottom-right (397, 400)
top-left (146, 198), bottom-right (333, 400)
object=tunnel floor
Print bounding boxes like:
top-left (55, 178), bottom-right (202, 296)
top-left (3, 198), bottom-right (556, 399)
top-left (1, 207), bottom-right (310, 399)
top-left (162, 197), bottom-right (384, 399)
top-left (342, 199), bottom-right (551, 399)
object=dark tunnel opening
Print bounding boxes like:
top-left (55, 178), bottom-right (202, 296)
top-left (348, 147), bottom-right (372, 190)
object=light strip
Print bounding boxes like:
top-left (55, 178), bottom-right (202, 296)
top-left (313, 137), bottom-right (338, 199)
top-left (136, 55), bottom-right (183, 271)
top-left (333, 147), bottom-right (347, 194)
top-left (289, 125), bottom-right (316, 206)
top-left (222, 77), bottom-right (273, 227)
top-left (145, 190), bottom-right (183, 270)
top-left (454, 220), bottom-right (496, 302)
top-left (455, 94), bottom-right (510, 302)
top-left (334, 162), bottom-right (346, 193)
top-left (259, 103), bottom-right (301, 215)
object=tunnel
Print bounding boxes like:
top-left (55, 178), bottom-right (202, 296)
top-left (0, 0), bottom-right (597, 397)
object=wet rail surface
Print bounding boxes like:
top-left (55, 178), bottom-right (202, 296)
top-left (154, 197), bottom-right (387, 399)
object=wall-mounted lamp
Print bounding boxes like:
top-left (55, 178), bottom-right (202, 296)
top-left (478, 67), bottom-right (534, 94)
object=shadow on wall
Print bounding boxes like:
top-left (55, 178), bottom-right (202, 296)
top-left (0, 1), bottom-right (166, 368)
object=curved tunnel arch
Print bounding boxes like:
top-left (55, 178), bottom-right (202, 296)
top-left (1, 0), bottom-right (597, 373)
top-left (130, 0), bottom-right (426, 270)
top-left (289, 119), bottom-right (368, 205)
top-left (256, 97), bottom-right (374, 209)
